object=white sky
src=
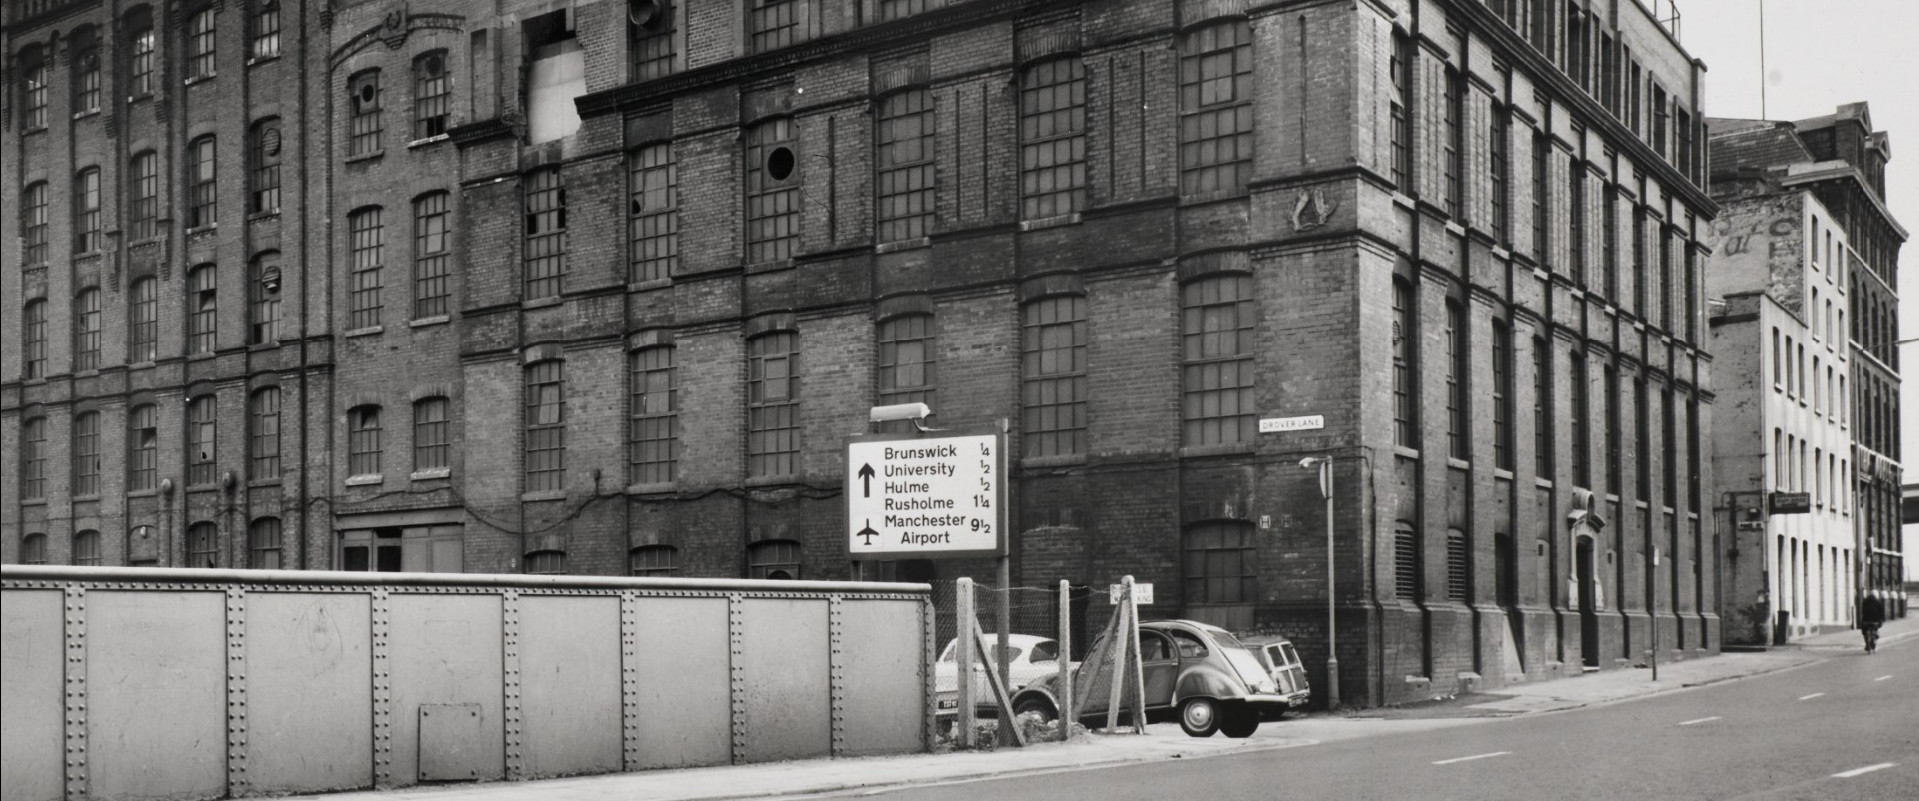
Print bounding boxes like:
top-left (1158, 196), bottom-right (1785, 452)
top-left (1673, 0), bottom-right (1918, 484)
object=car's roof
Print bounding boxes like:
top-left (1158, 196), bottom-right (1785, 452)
top-left (1237, 633), bottom-right (1298, 646)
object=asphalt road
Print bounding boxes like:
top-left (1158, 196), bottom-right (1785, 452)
top-left (844, 640), bottom-right (1916, 801)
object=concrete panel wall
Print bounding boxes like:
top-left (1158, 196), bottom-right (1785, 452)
top-left (0, 567), bottom-right (931, 801)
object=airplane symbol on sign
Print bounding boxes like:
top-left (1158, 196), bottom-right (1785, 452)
top-left (857, 520), bottom-right (879, 546)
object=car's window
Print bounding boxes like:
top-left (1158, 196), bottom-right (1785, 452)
top-left (938, 641), bottom-right (1025, 663)
top-left (1279, 643), bottom-right (1301, 666)
top-left (1169, 629), bottom-right (1209, 659)
top-left (1138, 632), bottom-right (1174, 661)
top-left (1029, 641), bottom-right (1060, 662)
top-left (1205, 628), bottom-right (1247, 650)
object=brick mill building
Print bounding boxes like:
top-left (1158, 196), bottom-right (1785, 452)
top-left (4, 0), bottom-right (1720, 705)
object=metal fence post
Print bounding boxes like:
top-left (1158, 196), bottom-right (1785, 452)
top-left (956, 577), bottom-right (975, 748)
top-left (1057, 579), bottom-right (1072, 741)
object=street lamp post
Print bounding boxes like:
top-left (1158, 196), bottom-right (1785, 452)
top-left (1300, 456), bottom-right (1339, 710)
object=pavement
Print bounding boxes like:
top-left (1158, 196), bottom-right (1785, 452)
top-left (288, 616), bottom-right (1916, 801)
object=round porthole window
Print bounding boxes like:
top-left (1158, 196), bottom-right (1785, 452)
top-left (358, 83), bottom-right (376, 105)
top-left (765, 146), bottom-right (796, 182)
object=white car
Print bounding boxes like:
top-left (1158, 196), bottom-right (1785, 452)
top-left (933, 633), bottom-right (1069, 718)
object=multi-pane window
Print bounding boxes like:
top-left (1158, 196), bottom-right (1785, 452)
top-left (130, 23), bottom-right (156, 97)
top-left (129, 404), bottom-right (157, 491)
top-left (1393, 523), bottom-right (1420, 597)
top-left (74, 44), bottom-right (101, 114)
top-left (1602, 185), bottom-right (1618, 299)
top-left (75, 168), bottom-right (101, 252)
top-left (23, 54), bottom-right (48, 129)
top-left (349, 208), bottom-right (384, 329)
top-left (524, 169), bottom-right (567, 298)
top-left (348, 406), bottom-right (382, 477)
top-left (526, 551), bottom-right (568, 575)
top-left (1445, 301), bottom-right (1466, 459)
top-left (1443, 70), bottom-right (1463, 215)
top-left (525, 361), bottom-right (566, 491)
top-left (1571, 349), bottom-right (1590, 486)
top-left (629, 544), bottom-right (678, 576)
top-left (23, 182), bottom-right (48, 266)
top-left (1490, 109), bottom-right (1509, 242)
top-left (253, 1), bottom-right (282, 60)
top-left (251, 387), bottom-right (281, 480)
top-left (21, 417), bottom-right (48, 499)
top-left (251, 119), bottom-right (281, 214)
top-left (1183, 522), bottom-right (1257, 605)
top-left (745, 120), bottom-right (797, 264)
top-left (130, 151), bottom-right (159, 240)
top-left (187, 395), bottom-right (218, 486)
top-left (1446, 530), bottom-right (1470, 602)
top-left (1568, 160), bottom-right (1585, 284)
top-left (74, 530), bottom-right (101, 566)
top-left (1019, 59), bottom-right (1086, 220)
top-left (187, 136), bottom-right (218, 228)
top-left (413, 51), bottom-right (450, 139)
top-left (1493, 321), bottom-right (1512, 470)
top-left (878, 315), bottom-right (936, 422)
top-left (629, 347), bottom-right (677, 484)
top-left (349, 70), bottom-right (382, 156)
top-left (748, 539), bottom-right (802, 580)
top-left (74, 412), bottom-right (101, 497)
top-left (413, 193), bottom-right (451, 318)
top-left (188, 522), bottom-right (218, 568)
top-left (1392, 279), bottom-right (1416, 448)
top-left (1022, 296), bottom-right (1088, 459)
top-left (628, 144), bottom-right (678, 282)
top-left (876, 89), bottom-right (935, 242)
top-left (880, 0), bottom-right (936, 19)
top-left (630, 0), bottom-right (676, 81)
top-left (1182, 275), bottom-right (1255, 446)
top-left (1632, 205), bottom-right (1647, 315)
top-left (75, 289), bottom-right (101, 371)
top-left (1534, 337), bottom-right (1550, 478)
top-left (414, 397), bottom-right (450, 471)
top-left (21, 533), bottom-right (49, 565)
top-left (249, 518), bottom-right (282, 569)
top-left (1605, 364), bottom-right (1622, 490)
top-left (129, 277), bottom-right (158, 362)
top-left (22, 300), bottom-right (48, 380)
top-left (1659, 224), bottom-right (1674, 330)
top-left (1389, 33), bottom-right (1412, 191)
top-left (1532, 134), bottom-right (1550, 263)
top-left (250, 252), bottom-right (281, 344)
top-left (187, 9), bottom-right (217, 79)
top-left (749, 0), bottom-right (800, 52)
top-left (1178, 20), bottom-right (1253, 196)
top-left (188, 265), bottom-right (217, 354)
top-left (747, 333), bottom-right (800, 477)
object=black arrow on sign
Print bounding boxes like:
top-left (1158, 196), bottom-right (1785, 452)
top-left (858, 463), bottom-right (876, 497)
top-left (857, 520), bottom-right (879, 545)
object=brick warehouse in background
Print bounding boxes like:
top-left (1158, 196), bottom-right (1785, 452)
top-left (2, 0), bottom-right (1724, 706)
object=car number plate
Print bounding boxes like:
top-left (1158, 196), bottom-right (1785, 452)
top-left (937, 699), bottom-right (958, 711)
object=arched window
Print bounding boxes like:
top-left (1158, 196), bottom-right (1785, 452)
top-left (250, 388), bottom-right (281, 480)
top-left (628, 143), bottom-right (678, 283)
top-left (129, 151), bottom-right (159, 240)
top-left (875, 88), bottom-right (934, 242)
top-left (747, 332), bottom-right (798, 477)
top-left (1018, 58), bottom-right (1086, 219)
top-left (127, 11), bottom-right (156, 97)
top-left (72, 30), bottom-right (102, 114)
top-left (629, 347), bottom-right (676, 484)
top-left (748, 539), bottom-right (802, 580)
top-left (186, 7), bottom-right (217, 79)
top-left (413, 51), bottom-right (450, 139)
top-left (1392, 278), bottom-right (1416, 447)
top-left (20, 416), bottom-right (48, 500)
top-left (21, 299), bottom-right (48, 379)
top-left (75, 289), bottom-right (102, 371)
top-left (74, 530), bottom-right (102, 566)
top-left (187, 135), bottom-right (218, 227)
top-left (22, 533), bottom-right (49, 565)
top-left (524, 168), bottom-right (568, 298)
top-left (525, 550), bottom-right (567, 575)
top-left (251, 118), bottom-right (282, 213)
top-left (743, 119), bottom-right (796, 264)
top-left (22, 181), bottom-right (48, 266)
top-left (413, 192), bottom-right (451, 318)
top-left (20, 46), bottom-right (48, 130)
top-left (1181, 274), bottom-right (1255, 446)
top-left (73, 411), bottom-right (101, 497)
top-left (252, 1), bottom-right (282, 60)
top-left (248, 518), bottom-right (282, 569)
top-left (1023, 295), bottom-right (1088, 458)
top-left (1394, 521), bottom-right (1420, 598)
top-left (187, 522), bottom-right (218, 568)
top-left (250, 252), bottom-right (281, 344)
top-left (525, 360), bottom-right (566, 490)
top-left (1182, 521), bottom-right (1255, 605)
top-left (187, 264), bottom-right (217, 353)
top-left (629, 544), bottom-right (678, 576)
top-left (349, 69), bottom-right (382, 155)
top-left (348, 207), bottom-right (384, 329)
top-left (1177, 19), bottom-right (1253, 196)
top-left (187, 394), bottom-right (219, 486)
top-left (348, 405), bottom-right (382, 477)
top-left (74, 168), bottom-right (102, 252)
top-left (877, 314), bottom-right (935, 431)
top-left (413, 396), bottom-right (450, 472)
top-left (128, 404), bottom-right (158, 491)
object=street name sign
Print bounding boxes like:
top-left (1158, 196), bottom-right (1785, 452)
top-left (1258, 415), bottom-right (1324, 433)
top-left (847, 433), bottom-right (1005, 558)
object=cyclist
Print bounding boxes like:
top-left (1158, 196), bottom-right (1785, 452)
top-left (1859, 592), bottom-right (1886, 654)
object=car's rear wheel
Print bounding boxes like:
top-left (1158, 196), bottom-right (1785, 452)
top-left (1220, 706), bottom-right (1259, 738)
top-left (1179, 697), bottom-right (1221, 737)
top-left (1013, 696), bottom-right (1057, 724)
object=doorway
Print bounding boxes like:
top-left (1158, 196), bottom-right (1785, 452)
top-left (1576, 536), bottom-right (1598, 668)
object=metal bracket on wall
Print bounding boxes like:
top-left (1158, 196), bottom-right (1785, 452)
top-left (502, 590), bottom-right (525, 780)
top-left (371, 589), bottom-right (393, 785)
top-left (226, 588), bottom-right (250, 795)
top-left (828, 595), bottom-right (846, 757)
top-left (728, 593), bottom-right (747, 765)
top-left (64, 586), bottom-right (89, 800)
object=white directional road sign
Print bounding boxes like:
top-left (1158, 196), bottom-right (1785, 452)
top-left (847, 433), bottom-right (1004, 558)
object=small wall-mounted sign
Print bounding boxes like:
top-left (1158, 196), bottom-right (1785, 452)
top-left (1769, 492), bottom-right (1812, 515)
top-left (1258, 415), bottom-right (1324, 433)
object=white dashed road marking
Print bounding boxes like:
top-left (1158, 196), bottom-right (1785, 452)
top-left (1874, 675), bottom-right (1892, 682)
top-left (1677, 716), bottom-right (1720, 726)
top-left (1433, 752), bottom-right (1510, 765)
top-left (1832, 763), bottom-right (1896, 778)
top-left (1798, 692), bottom-right (1825, 700)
